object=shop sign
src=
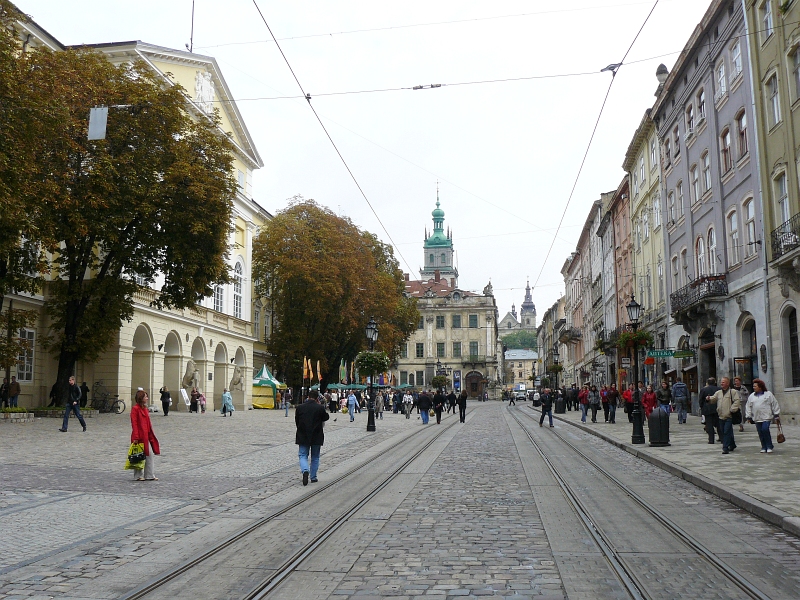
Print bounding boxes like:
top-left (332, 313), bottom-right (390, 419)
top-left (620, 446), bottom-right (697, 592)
top-left (647, 349), bottom-right (674, 358)
top-left (673, 350), bottom-right (694, 359)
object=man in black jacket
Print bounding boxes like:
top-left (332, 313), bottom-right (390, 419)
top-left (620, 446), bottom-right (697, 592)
top-left (295, 390), bottom-right (330, 485)
top-left (416, 391), bottom-right (433, 424)
top-left (457, 391), bottom-right (468, 423)
top-left (539, 388), bottom-right (554, 427)
top-left (59, 376), bottom-right (87, 433)
top-left (699, 377), bottom-right (721, 444)
top-left (446, 390), bottom-right (457, 414)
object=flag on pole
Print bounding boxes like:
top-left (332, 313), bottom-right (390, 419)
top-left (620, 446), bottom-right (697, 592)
top-left (308, 359), bottom-right (314, 382)
top-left (339, 358), bottom-right (346, 383)
top-left (317, 360), bottom-right (322, 383)
top-left (303, 356), bottom-right (309, 380)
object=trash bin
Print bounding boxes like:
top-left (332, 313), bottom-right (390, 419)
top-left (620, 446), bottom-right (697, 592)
top-left (555, 397), bottom-right (566, 414)
top-left (648, 405), bottom-right (671, 446)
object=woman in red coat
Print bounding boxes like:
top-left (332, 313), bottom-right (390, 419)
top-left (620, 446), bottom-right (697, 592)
top-left (642, 384), bottom-right (657, 419)
top-left (131, 390), bottom-right (160, 481)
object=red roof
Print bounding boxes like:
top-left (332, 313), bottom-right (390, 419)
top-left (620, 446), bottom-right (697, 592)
top-left (404, 278), bottom-right (472, 298)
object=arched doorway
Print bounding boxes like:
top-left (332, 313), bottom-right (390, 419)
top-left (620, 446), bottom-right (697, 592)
top-left (132, 324), bottom-right (153, 402)
top-left (162, 331), bottom-right (182, 407)
top-left (213, 343), bottom-right (228, 411)
top-left (464, 370), bottom-right (484, 398)
top-left (738, 318), bottom-right (757, 387)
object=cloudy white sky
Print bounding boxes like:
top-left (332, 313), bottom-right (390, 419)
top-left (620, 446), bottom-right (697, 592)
top-left (19, 0), bottom-right (711, 322)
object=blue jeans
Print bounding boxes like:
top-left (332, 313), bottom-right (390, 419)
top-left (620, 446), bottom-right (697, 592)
top-left (676, 402), bottom-right (687, 423)
top-left (284, 401), bottom-right (289, 417)
top-left (540, 409), bottom-right (553, 426)
top-left (9, 394), bottom-right (18, 408)
top-left (580, 404), bottom-right (587, 422)
top-left (421, 410), bottom-right (429, 424)
top-left (720, 418), bottom-right (735, 451)
top-left (608, 403), bottom-right (617, 423)
top-left (348, 405), bottom-right (355, 421)
top-left (62, 402), bottom-right (86, 430)
top-left (756, 421), bottom-right (773, 450)
top-left (298, 444), bottom-right (321, 479)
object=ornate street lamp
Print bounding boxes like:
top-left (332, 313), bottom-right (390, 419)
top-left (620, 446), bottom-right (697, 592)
top-left (551, 343), bottom-right (559, 391)
top-left (626, 295), bottom-right (645, 444)
top-left (365, 316), bottom-right (378, 432)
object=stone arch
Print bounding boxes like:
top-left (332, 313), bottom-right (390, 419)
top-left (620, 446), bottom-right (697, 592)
top-left (779, 301), bottom-right (800, 389)
top-left (191, 337), bottom-right (207, 362)
top-left (161, 331), bottom-right (182, 404)
top-left (464, 370), bottom-right (485, 398)
top-left (213, 342), bottom-right (229, 409)
top-left (230, 347), bottom-right (247, 408)
top-left (131, 323), bottom-right (154, 401)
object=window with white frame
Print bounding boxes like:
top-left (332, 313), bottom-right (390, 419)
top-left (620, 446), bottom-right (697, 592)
top-left (664, 139), bottom-right (672, 164)
top-left (776, 172), bottom-right (790, 225)
top-left (732, 41), bottom-right (742, 77)
top-left (213, 285), bottom-right (224, 313)
top-left (767, 74), bottom-right (781, 127)
top-left (672, 256), bottom-right (679, 291)
top-left (697, 89), bottom-right (706, 119)
top-left (657, 257), bottom-right (664, 301)
top-left (728, 210), bottom-right (741, 265)
top-left (668, 191), bottom-right (676, 222)
top-left (677, 181), bottom-right (685, 215)
top-left (643, 210), bottom-right (650, 240)
top-left (708, 228), bottom-right (717, 274)
top-left (696, 236), bottom-right (706, 278)
top-left (17, 328), bottom-right (34, 382)
top-left (233, 262), bottom-right (243, 319)
top-left (640, 157), bottom-right (645, 182)
top-left (690, 166), bottom-right (700, 203)
top-left (673, 125), bottom-right (681, 156)
top-left (653, 197), bottom-right (661, 227)
top-left (761, 1), bottom-right (774, 41)
top-left (636, 222), bottom-right (642, 250)
top-left (650, 139), bottom-right (657, 167)
top-left (721, 128), bottom-right (732, 173)
top-left (716, 62), bottom-right (727, 99)
top-left (744, 199), bottom-right (757, 257)
top-left (632, 172), bottom-right (638, 192)
top-left (736, 111), bottom-right (748, 157)
top-left (702, 151), bottom-right (711, 192)
top-left (254, 309), bottom-right (260, 341)
top-left (686, 104), bottom-right (695, 132)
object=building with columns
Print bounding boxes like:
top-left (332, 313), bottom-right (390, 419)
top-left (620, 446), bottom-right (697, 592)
top-left (498, 281), bottom-right (538, 336)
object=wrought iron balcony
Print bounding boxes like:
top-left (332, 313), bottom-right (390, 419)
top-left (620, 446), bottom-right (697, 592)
top-left (558, 327), bottom-right (582, 344)
top-left (670, 274), bottom-right (728, 315)
top-left (461, 355), bottom-right (487, 366)
top-left (771, 213), bottom-right (800, 260)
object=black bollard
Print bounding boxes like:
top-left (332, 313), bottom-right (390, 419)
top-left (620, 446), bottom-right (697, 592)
top-left (648, 405), bottom-right (671, 447)
top-left (554, 396), bottom-right (566, 414)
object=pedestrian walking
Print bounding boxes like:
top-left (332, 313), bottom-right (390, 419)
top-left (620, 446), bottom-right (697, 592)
top-left (605, 383), bottom-right (619, 424)
top-left (671, 377), bottom-right (689, 423)
top-left (433, 389), bottom-right (445, 424)
top-left (7, 376), bottom-right (20, 408)
top-left (403, 390), bottom-right (414, 419)
top-left (508, 393), bottom-right (516, 406)
top-left (624, 383), bottom-right (635, 422)
top-left (642, 384), bottom-right (657, 419)
top-left (80, 382), bottom-right (90, 408)
top-left (447, 390), bottom-right (457, 414)
top-left (745, 379), bottom-right (781, 454)
top-left (295, 390), bottom-right (330, 485)
top-left (700, 377), bottom-right (722, 444)
top-left (656, 380), bottom-right (672, 417)
top-left (579, 384), bottom-right (589, 423)
top-left (588, 385), bottom-right (601, 423)
top-left (159, 386), bottom-right (171, 416)
top-left (59, 376), bottom-right (87, 432)
top-left (347, 390), bottom-right (358, 422)
top-left (457, 390), bottom-right (467, 422)
top-left (713, 377), bottom-right (741, 454)
top-left (417, 391), bottom-right (432, 424)
top-left (0, 377), bottom-right (8, 409)
top-left (375, 390), bottom-right (384, 420)
top-left (601, 385), bottom-right (610, 422)
top-left (565, 384), bottom-right (576, 411)
top-left (130, 389), bottom-right (160, 481)
top-left (220, 388), bottom-right (235, 417)
top-left (539, 388), bottom-right (554, 427)
top-left (733, 377), bottom-right (749, 432)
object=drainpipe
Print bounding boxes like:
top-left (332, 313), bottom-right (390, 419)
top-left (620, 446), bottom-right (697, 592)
top-left (741, 0), bottom-right (773, 390)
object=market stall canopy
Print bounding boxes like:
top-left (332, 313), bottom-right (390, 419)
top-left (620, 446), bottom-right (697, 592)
top-left (252, 365), bottom-right (287, 409)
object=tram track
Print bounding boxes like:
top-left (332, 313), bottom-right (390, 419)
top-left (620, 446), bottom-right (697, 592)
top-left (121, 415), bottom-right (463, 600)
top-left (509, 406), bottom-right (772, 600)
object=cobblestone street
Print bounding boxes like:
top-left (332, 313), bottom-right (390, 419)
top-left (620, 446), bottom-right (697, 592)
top-left (2, 402), bottom-right (800, 599)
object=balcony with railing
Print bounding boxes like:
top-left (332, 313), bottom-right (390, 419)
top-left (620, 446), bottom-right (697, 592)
top-left (669, 274), bottom-right (728, 315)
top-left (558, 327), bottom-right (582, 345)
top-left (771, 213), bottom-right (800, 261)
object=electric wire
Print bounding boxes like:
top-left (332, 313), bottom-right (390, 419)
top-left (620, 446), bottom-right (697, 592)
top-left (530, 0), bottom-right (661, 296)
top-left (249, 0), bottom-right (415, 276)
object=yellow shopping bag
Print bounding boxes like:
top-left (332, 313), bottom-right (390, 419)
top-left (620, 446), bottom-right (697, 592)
top-left (124, 442), bottom-right (146, 470)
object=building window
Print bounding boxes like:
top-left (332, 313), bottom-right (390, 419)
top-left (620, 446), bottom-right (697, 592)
top-left (408, 372), bottom-right (415, 386)
top-left (415, 343), bottom-right (425, 358)
top-left (643, 211), bottom-right (650, 240)
top-left (468, 314), bottom-right (478, 328)
top-left (437, 342), bottom-right (445, 358)
top-left (400, 371), bottom-right (408, 385)
top-left (721, 129), bottom-right (732, 173)
top-left (441, 253), bottom-right (446, 264)
top-left (254, 309), bottom-right (260, 341)
top-left (668, 191), bottom-right (676, 222)
top-left (650, 139), bottom-right (657, 167)
top-left (672, 256), bottom-right (679, 291)
top-left (518, 371), bottom-right (523, 378)
top-left (17, 328), bottom-right (34, 382)
top-left (702, 152), bottom-right (711, 192)
top-left (697, 89), bottom-right (706, 119)
top-left (646, 266), bottom-right (653, 308)
top-left (716, 61), bottom-right (727, 99)
top-left (640, 156), bottom-right (645, 182)
top-left (653, 197), bottom-right (661, 228)
top-left (767, 74), bottom-right (781, 127)
top-left (452, 314), bottom-right (461, 328)
top-left (708, 228), bottom-right (717, 274)
top-left (416, 371), bottom-right (425, 386)
top-left (469, 341), bottom-right (479, 357)
top-left (728, 210), bottom-right (741, 265)
top-left (213, 285), bottom-right (224, 313)
top-left (429, 253), bottom-right (434, 264)
top-left (400, 343), bottom-right (408, 359)
top-left (636, 223), bottom-right (642, 250)
top-left (761, 1), bottom-right (774, 41)
top-left (736, 111), bottom-right (748, 157)
top-left (435, 315), bottom-right (445, 329)
top-left (787, 308), bottom-right (800, 387)
top-left (776, 173), bottom-right (790, 225)
top-left (696, 236), bottom-right (706, 278)
top-left (453, 342), bottom-right (462, 357)
top-left (233, 263), bottom-right (243, 319)
top-left (664, 139), bottom-right (672, 165)
top-left (657, 258), bottom-right (664, 302)
top-left (744, 200), bottom-right (757, 257)
top-left (731, 41), bottom-right (742, 77)
top-left (418, 317), bottom-right (425, 329)
top-left (673, 126), bottom-right (681, 156)
top-left (794, 47), bottom-right (800, 100)
top-left (690, 166), bottom-right (700, 203)
top-left (677, 181), bottom-right (685, 215)
top-left (680, 248), bottom-right (688, 286)
top-left (686, 104), bottom-right (695, 132)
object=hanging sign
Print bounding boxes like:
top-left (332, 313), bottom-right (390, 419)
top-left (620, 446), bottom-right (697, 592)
top-left (647, 349), bottom-right (674, 358)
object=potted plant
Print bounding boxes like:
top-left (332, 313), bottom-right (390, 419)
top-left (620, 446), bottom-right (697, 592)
top-left (615, 329), bottom-right (654, 350)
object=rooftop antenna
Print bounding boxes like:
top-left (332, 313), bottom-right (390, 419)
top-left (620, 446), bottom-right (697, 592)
top-left (187, 0), bottom-right (195, 53)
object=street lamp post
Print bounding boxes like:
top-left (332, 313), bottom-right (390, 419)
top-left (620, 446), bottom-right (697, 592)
top-left (626, 295), bottom-right (645, 445)
top-left (366, 316), bottom-right (378, 433)
top-left (552, 343), bottom-right (559, 392)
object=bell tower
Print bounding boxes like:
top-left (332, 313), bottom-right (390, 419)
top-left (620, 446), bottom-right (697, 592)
top-left (420, 192), bottom-right (458, 287)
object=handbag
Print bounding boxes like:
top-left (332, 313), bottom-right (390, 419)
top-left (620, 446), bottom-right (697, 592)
top-left (731, 410), bottom-right (742, 425)
top-left (125, 442), bottom-right (146, 470)
top-left (777, 422), bottom-right (786, 444)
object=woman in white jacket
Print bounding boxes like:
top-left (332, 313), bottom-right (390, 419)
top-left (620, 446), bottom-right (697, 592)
top-left (745, 378), bottom-right (781, 454)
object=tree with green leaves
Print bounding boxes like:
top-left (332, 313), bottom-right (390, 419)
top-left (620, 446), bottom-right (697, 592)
top-left (254, 199), bottom-right (418, 389)
top-left (9, 45), bottom-right (237, 401)
top-left (501, 329), bottom-right (538, 350)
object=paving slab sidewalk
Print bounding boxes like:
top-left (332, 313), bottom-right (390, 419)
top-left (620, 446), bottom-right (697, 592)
top-left (529, 404), bottom-right (800, 536)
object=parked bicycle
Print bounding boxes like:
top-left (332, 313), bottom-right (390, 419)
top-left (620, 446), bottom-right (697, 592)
top-left (90, 380), bottom-right (126, 414)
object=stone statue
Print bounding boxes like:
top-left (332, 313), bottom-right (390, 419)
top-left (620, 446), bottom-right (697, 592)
top-left (194, 71), bottom-right (215, 114)
top-left (182, 360), bottom-right (198, 391)
top-left (483, 281), bottom-right (494, 296)
top-left (229, 366), bottom-right (243, 392)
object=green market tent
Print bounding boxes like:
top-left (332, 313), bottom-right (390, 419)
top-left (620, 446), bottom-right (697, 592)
top-left (252, 365), bottom-right (287, 409)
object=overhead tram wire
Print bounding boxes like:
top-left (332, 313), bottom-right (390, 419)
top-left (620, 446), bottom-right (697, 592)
top-left (249, 0), bottom-right (414, 276)
top-left (530, 0), bottom-right (661, 295)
